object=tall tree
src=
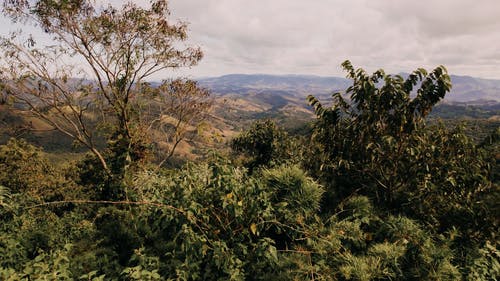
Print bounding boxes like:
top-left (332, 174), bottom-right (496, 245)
top-left (0, 0), bottom-right (204, 178)
top-left (306, 60), bottom-right (453, 205)
top-left (305, 61), bottom-right (497, 246)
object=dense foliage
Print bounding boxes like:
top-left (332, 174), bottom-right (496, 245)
top-left (0, 1), bottom-right (498, 280)
top-left (231, 119), bottom-right (296, 171)
top-left (0, 61), bottom-right (498, 280)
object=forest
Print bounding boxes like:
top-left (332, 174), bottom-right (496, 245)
top-left (0, 1), bottom-right (498, 280)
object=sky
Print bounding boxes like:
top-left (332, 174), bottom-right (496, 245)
top-left (1, 0), bottom-right (500, 79)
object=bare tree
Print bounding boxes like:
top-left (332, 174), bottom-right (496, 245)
top-left (140, 79), bottom-right (213, 168)
top-left (0, 0), bottom-right (205, 177)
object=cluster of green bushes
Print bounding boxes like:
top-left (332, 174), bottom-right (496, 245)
top-left (0, 62), bottom-right (498, 280)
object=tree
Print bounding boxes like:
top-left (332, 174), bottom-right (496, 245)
top-left (305, 61), bottom-right (498, 269)
top-left (0, 0), bottom-right (205, 179)
top-left (306, 60), bottom-right (453, 204)
top-left (231, 119), bottom-right (295, 171)
top-left (0, 138), bottom-right (76, 200)
top-left (141, 78), bottom-right (213, 168)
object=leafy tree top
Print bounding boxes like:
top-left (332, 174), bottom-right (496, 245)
top-left (308, 60), bottom-right (452, 139)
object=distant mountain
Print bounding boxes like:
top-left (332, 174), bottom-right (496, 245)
top-left (448, 75), bottom-right (500, 102)
top-left (198, 74), bottom-right (500, 103)
top-left (198, 74), bottom-right (351, 97)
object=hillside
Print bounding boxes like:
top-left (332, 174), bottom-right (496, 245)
top-left (199, 73), bottom-right (500, 122)
top-left (2, 73), bottom-right (499, 162)
top-left (449, 75), bottom-right (500, 102)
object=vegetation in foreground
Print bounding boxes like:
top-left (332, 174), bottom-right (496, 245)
top-left (0, 0), bottom-right (498, 280)
top-left (1, 61), bottom-right (498, 280)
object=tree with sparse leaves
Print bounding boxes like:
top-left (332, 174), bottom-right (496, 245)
top-left (0, 0), bottom-right (208, 186)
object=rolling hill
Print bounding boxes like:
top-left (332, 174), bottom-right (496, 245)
top-left (199, 73), bottom-right (500, 122)
top-left (1, 73), bottom-right (499, 163)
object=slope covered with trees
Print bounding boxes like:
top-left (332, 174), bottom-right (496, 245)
top-left (0, 0), bottom-right (498, 280)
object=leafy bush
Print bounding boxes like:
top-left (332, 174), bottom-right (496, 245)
top-left (129, 159), bottom-right (323, 279)
top-left (231, 120), bottom-right (296, 171)
top-left (0, 139), bottom-right (74, 200)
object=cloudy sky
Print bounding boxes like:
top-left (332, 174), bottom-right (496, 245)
top-left (167, 0), bottom-right (500, 79)
top-left (1, 0), bottom-right (500, 79)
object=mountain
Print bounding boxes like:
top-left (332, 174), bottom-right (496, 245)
top-left (198, 75), bottom-right (338, 131)
top-left (199, 74), bottom-right (350, 96)
top-left (197, 73), bottom-right (500, 127)
top-left (448, 75), bottom-right (500, 102)
top-left (198, 73), bottom-right (500, 103)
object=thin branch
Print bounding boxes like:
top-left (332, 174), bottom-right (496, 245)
top-left (23, 199), bottom-right (183, 212)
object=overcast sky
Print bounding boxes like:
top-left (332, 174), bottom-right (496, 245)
top-left (167, 0), bottom-right (500, 79)
top-left (1, 0), bottom-right (500, 79)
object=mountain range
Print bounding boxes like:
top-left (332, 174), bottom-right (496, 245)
top-left (198, 73), bottom-right (500, 103)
